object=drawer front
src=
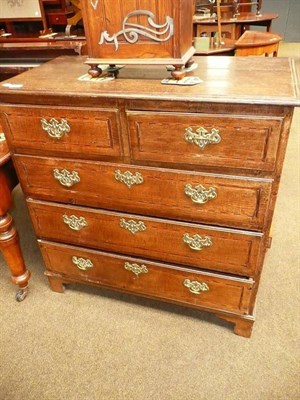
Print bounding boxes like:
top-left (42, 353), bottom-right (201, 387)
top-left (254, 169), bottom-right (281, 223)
top-left (15, 155), bottom-right (272, 230)
top-left (2, 106), bottom-right (122, 160)
top-left (127, 111), bottom-right (283, 172)
top-left (28, 200), bottom-right (263, 276)
top-left (48, 13), bottom-right (68, 25)
top-left (39, 240), bottom-right (254, 315)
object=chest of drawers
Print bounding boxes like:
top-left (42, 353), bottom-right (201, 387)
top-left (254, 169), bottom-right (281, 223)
top-left (0, 56), bottom-right (299, 337)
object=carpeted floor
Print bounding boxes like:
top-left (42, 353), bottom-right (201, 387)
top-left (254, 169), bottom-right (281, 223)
top-left (0, 43), bottom-right (299, 400)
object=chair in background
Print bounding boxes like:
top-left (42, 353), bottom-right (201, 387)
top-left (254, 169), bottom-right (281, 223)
top-left (235, 30), bottom-right (283, 56)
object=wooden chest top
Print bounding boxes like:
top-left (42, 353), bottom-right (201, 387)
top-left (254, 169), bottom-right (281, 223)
top-left (0, 56), bottom-right (299, 107)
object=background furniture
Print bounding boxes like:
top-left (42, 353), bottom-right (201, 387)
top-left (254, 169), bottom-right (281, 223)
top-left (0, 0), bottom-right (85, 80)
top-left (193, 0), bottom-right (278, 49)
top-left (195, 0), bottom-right (262, 18)
top-left (193, 12), bottom-right (278, 40)
top-left (0, 56), bottom-right (298, 337)
top-left (0, 129), bottom-right (30, 301)
top-left (235, 30), bottom-right (283, 56)
top-left (0, 0), bottom-right (82, 37)
top-left (0, 38), bottom-right (86, 80)
top-left (195, 0), bottom-right (240, 19)
top-left (42, 0), bottom-right (74, 30)
top-left (0, 0), bottom-right (48, 36)
top-left (81, 0), bottom-right (195, 79)
top-left (195, 0), bottom-right (262, 14)
top-left (194, 37), bottom-right (236, 55)
top-left (193, 0), bottom-right (279, 56)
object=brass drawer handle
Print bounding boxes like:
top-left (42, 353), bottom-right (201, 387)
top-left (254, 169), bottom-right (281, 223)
top-left (114, 170), bottom-right (144, 188)
top-left (53, 168), bottom-right (80, 187)
top-left (183, 279), bottom-right (209, 295)
top-left (124, 262), bottom-right (148, 277)
top-left (120, 218), bottom-right (146, 235)
top-left (185, 127), bottom-right (221, 150)
top-left (63, 214), bottom-right (88, 231)
top-left (0, 132), bottom-right (6, 142)
top-left (183, 233), bottom-right (212, 251)
top-left (184, 183), bottom-right (217, 204)
top-left (41, 117), bottom-right (70, 139)
top-left (72, 256), bottom-right (94, 271)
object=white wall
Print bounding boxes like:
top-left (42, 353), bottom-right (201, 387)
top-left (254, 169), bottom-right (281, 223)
top-left (261, 0), bottom-right (300, 41)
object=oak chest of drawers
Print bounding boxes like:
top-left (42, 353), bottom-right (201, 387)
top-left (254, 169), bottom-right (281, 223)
top-left (1, 56), bottom-right (299, 337)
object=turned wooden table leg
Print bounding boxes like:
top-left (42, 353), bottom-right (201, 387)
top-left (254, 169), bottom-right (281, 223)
top-left (0, 212), bottom-right (31, 301)
top-left (0, 161), bottom-right (30, 301)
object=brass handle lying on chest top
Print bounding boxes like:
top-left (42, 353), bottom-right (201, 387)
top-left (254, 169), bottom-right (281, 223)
top-left (72, 256), bottom-right (94, 271)
top-left (124, 262), bottom-right (148, 277)
top-left (114, 170), bottom-right (144, 188)
top-left (184, 127), bottom-right (221, 150)
top-left (41, 118), bottom-right (70, 139)
top-left (63, 214), bottom-right (88, 231)
top-left (184, 183), bottom-right (217, 204)
top-left (183, 279), bottom-right (209, 295)
top-left (53, 168), bottom-right (80, 187)
top-left (183, 233), bottom-right (212, 251)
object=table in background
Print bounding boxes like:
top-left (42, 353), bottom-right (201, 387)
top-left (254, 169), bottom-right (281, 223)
top-left (0, 130), bottom-right (30, 301)
top-left (193, 12), bottom-right (279, 40)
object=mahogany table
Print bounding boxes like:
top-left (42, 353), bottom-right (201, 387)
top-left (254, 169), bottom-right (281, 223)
top-left (0, 129), bottom-right (30, 301)
top-left (0, 37), bottom-right (86, 301)
top-left (193, 12), bottom-right (279, 40)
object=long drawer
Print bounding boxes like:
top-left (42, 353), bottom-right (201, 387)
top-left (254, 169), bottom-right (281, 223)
top-left (15, 155), bottom-right (272, 230)
top-left (2, 106), bottom-right (122, 160)
top-left (127, 111), bottom-right (283, 173)
top-left (39, 240), bottom-right (254, 315)
top-left (28, 200), bottom-right (263, 277)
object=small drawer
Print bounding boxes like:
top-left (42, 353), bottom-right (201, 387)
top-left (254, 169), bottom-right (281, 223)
top-left (15, 155), bottom-right (272, 230)
top-left (48, 13), bottom-right (68, 25)
top-left (39, 240), bottom-right (254, 315)
top-left (2, 106), bottom-right (122, 160)
top-left (127, 111), bottom-right (283, 173)
top-left (28, 200), bottom-right (263, 277)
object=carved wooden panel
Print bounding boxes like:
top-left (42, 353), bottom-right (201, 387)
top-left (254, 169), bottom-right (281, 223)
top-left (81, 0), bottom-right (194, 60)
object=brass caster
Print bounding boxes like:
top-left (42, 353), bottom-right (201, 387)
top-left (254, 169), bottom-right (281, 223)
top-left (15, 287), bottom-right (28, 302)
